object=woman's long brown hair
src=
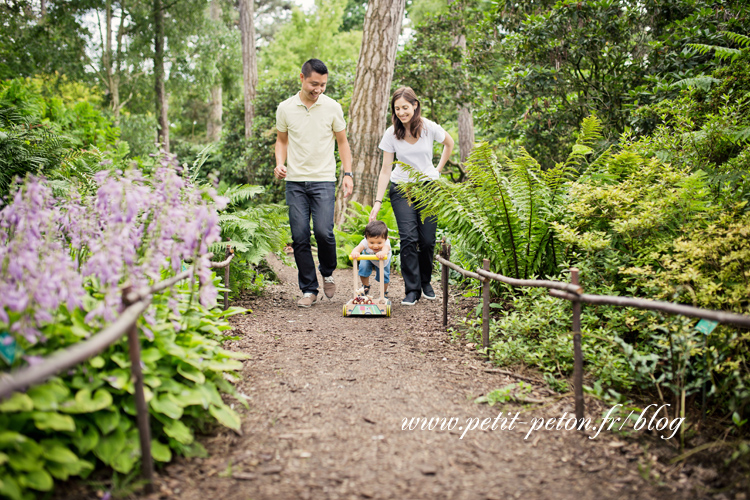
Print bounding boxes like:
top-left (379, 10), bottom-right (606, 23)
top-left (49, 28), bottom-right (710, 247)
top-left (391, 87), bottom-right (423, 141)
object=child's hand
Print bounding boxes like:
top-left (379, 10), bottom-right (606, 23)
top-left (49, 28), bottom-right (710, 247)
top-left (350, 250), bottom-right (361, 260)
top-left (376, 250), bottom-right (388, 260)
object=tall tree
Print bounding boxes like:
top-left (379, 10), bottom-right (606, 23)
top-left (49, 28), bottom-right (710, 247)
top-left (0, 0), bottom-right (89, 80)
top-left (450, 0), bottom-right (475, 167)
top-left (207, 0), bottom-right (223, 141)
top-left (97, 0), bottom-right (138, 126)
top-left (334, 0), bottom-right (406, 225)
top-left (239, 0), bottom-right (257, 138)
top-left (257, 0), bottom-right (362, 79)
top-left (154, 0), bottom-right (169, 151)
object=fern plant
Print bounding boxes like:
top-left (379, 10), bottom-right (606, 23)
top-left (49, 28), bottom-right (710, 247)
top-left (399, 116), bottom-right (604, 281)
top-left (0, 115), bottom-right (69, 200)
top-left (0, 80), bottom-right (111, 200)
top-left (674, 31), bottom-right (750, 91)
top-left (689, 30), bottom-right (750, 63)
top-left (210, 184), bottom-right (289, 266)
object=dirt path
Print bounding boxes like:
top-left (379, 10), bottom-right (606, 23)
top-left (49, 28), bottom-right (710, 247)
top-left (151, 254), bottom-right (703, 500)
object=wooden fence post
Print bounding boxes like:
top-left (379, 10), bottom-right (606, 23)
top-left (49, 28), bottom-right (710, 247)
top-left (482, 259), bottom-right (490, 351)
top-left (571, 268), bottom-right (585, 425)
top-left (441, 238), bottom-right (450, 328)
top-left (122, 289), bottom-right (155, 493)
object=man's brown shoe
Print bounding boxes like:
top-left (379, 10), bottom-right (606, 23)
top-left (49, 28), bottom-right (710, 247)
top-left (298, 292), bottom-right (318, 308)
top-left (323, 276), bottom-right (336, 298)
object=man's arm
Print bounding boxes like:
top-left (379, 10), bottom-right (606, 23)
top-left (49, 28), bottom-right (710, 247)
top-left (335, 129), bottom-right (353, 197)
top-left (274, 130), bottom-right (289, 180)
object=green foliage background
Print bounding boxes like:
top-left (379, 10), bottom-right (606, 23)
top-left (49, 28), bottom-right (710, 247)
top-left (3, 0), bottom-right (750, 493)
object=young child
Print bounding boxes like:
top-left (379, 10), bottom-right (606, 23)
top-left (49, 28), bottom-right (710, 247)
top-left (349, 220), bottom-right (392, 297)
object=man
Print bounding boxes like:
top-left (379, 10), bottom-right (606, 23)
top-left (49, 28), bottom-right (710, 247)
top-left (274, 59), bottom-right (354, 308)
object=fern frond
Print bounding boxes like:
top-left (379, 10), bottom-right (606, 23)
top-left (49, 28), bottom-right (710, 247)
top-left (564, 115), bottom-right (602, 171)
top-left (729, 126), bottom-right (750, 145)
top-left (399, 169), bottom-right (503, 271)
top-left (576, 115), bottom-right (604, 149)
top-left (217, 200), bottom-right (289, 266)
top-left (688, 43), bottom-right (741, 62)
top-left (722, 31), bottom-right (750, 49)
top-left (671, 76), bottom-right (721, 91)
top-left (462, 143), bottom-right (520, 271)
top-left (190, 143), bottom-right (216, 183)
top-left (221, 184), bottom-right (265, 208)
top-left (209, 239), bottom-right (251, 254)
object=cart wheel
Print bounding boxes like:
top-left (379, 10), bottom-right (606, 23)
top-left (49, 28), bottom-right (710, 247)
top-left (386, 304), bottom-right (391, 317)
top-left (343, 304), bottom-right (348, 317)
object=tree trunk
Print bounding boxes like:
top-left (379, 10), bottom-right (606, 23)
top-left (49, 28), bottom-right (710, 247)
top-left (457, 104), bottom-right (474, 166)
top-left (40, 0), bottom-right (46, 17)
top-left (207, 85), bottom-right (223, 142)
top-left (334, 0), bottom-right (406, 226)
top-left (112, 5), bottom-right (126, 126)
top-left (105, 0), bottom-right (116, 122)
top-left (453, 31), bottom-right (475, 166)
top-left (239, 0), bottom-right (257, 139)
top-left (207, 0), bottom-right (223, 142)
top-left (154, 0), bottom-right (169, 151)
top-left (99, 1), bottom-right (127, 126)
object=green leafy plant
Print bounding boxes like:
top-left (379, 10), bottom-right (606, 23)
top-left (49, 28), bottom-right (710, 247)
top-left (400, 116), bottom-right (604, 283)
top-left (0, 274), bottom-right (249, 500)
top-left (211, 183), bottom-right (289, 266)
top-left (474, 382), bottom-right (533, 406)
top-left (688, 30), bottom-right (750, 64)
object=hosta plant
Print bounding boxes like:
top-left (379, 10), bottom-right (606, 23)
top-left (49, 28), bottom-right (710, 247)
top-left (0, 157), bottom-right (249, 499)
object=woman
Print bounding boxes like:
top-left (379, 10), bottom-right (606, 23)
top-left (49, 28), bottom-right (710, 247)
top-left (369, 87), bottom-right (454, 306)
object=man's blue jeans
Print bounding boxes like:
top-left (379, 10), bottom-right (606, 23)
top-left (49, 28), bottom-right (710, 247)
top-left (286, 181), bottom-right (337, 295)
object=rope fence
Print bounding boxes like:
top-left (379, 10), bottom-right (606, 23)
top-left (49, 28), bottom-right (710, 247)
top-left (0, 249), bottom-right (235, 493)
top-left (436, 238), bottom-right (750, 426)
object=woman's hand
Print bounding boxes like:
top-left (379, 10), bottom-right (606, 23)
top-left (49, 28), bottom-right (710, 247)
top-left (369, 205), bottom-right (380, 222)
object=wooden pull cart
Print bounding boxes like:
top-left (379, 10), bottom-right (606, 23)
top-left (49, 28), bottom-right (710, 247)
top-left (343, 255), bottom-right (391, 317)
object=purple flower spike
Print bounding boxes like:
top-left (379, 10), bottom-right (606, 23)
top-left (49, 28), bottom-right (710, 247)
top-left (2, 155), bottom-right (226, 348)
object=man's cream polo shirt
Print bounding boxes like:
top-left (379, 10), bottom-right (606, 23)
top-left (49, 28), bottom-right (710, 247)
top-left (276, 93), bottom-right (347, 182)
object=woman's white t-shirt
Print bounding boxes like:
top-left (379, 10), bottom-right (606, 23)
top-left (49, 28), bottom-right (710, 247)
top-left (378, 118), bottom-right (446, 184)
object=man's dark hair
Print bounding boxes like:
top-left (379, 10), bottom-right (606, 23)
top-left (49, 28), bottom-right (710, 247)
top-left (301, 59), bottom-right (328, 77)
top-left (365, 220), bottom-right (388, 239)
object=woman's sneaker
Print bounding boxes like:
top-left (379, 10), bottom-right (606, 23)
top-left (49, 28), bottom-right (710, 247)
top-left (401, 291), bottom-right (419, 306)
top-left (422, 283), bottom-right (437, 300)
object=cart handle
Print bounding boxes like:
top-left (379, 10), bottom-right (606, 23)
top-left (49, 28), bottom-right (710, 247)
top-left (349, 255), bottom-right (387, 261)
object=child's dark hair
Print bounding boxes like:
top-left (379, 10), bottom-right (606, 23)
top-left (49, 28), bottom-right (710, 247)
top-left (365, 220), bottom-right (388, 239)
